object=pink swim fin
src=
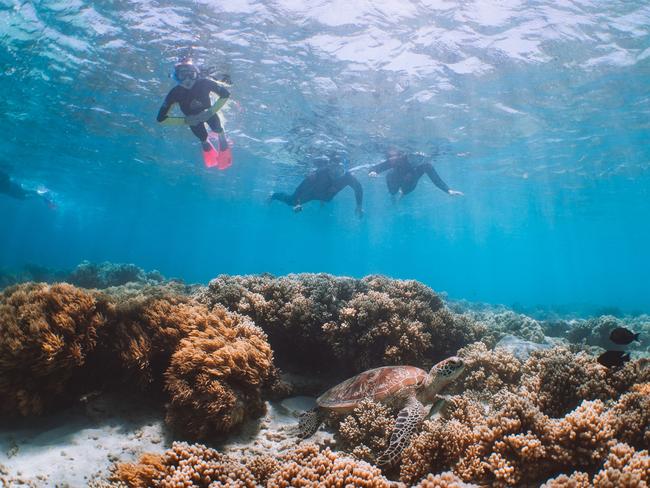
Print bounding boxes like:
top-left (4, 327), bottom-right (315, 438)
top-left (202, 142), bottom-right (219, 168)
top-left (215, 147), bottom-right (232, 170)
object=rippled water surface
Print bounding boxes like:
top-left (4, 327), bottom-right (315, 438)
top-left (1, 0), bottom-right (649, 311)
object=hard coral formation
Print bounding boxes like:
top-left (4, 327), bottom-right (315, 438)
top-left (336, 398), bottom-right (395, 463)
top-left (0, 282), bottom-right (108, 415)
top-left (521, 347), bottom-right (641, 417)
top-left (399, 344), bottom-right (650, 487)
top-left (164, 307), bottom-right (274, 439)
top-left (113, 442), bottom-right (398, 487)
top-left (592, 443), bottom-right (649, 487)
top-left (195, 273), bottom-right (484, 374)
top-left (456, 342), bottom-right (522, 396)
top-left (68, 260), bottom-right (165, 289)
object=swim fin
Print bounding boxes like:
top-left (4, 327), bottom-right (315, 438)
top-left (207, 132), bottom-right (233, 170)
top-left (202, 142), bottom-right (219, 168)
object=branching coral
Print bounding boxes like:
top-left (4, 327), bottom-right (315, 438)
top-left (0, 282), bottom-right (109, 415)
top-left (592, 443), bottom-right (649, 488)
top-left (414, 472), bottom-right (476, 487)
top-left (609, 382), bottom-right (650, 450)
top-left (336, 398), bottom-right (395, 463)
top-left (113, 443), bottom-right (398, 488)
top-left (520, 347), bottom-right (635, 417)
top-left (455, 342), bottom-right (522, 396)
top-left (163, 307), bottom-right (274, 439)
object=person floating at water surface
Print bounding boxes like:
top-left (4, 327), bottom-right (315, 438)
top-left (271, 162), bottom-right (363, 217)
top-left (368, 149), bottom-right (463, 200)
top-left (0, 169), bottom-right (56, 209)
top-left (156, 58), bottom-right (231, 167)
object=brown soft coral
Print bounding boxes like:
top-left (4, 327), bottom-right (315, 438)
top-left (163, 307), bottom-right (274, 439)
top-left (337, 398), bottom-right (395, 463)
top-left (0, 282), bottom-right (108, 415)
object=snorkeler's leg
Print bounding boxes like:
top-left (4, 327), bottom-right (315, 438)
top-left (270, 192), bottom-right (296, 206)
top-left (190, 123), bottom-right (212, 151)
top-left (386, 170), bottom-right (401, 195)
top-left (206, 115), bottom-right (228, 150)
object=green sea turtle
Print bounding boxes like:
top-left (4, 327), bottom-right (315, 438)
top-left (298, 356), bottom-right (465, 465)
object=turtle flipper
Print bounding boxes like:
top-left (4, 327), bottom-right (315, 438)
top-left (298, 408), bottom-right (324, 438)
top-left (377, 397), bottom-right (429, 466)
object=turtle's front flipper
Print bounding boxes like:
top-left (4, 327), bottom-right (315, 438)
top-left (377, 397), bottom-right (429, 466)
top-left (298, 408), bottom-right (324, 438)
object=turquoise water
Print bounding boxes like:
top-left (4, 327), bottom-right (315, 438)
top-left (1, 0), bottom-right (649, 313)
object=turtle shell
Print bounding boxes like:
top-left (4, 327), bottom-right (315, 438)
top-left (317, 366), bottom-right (427, 411)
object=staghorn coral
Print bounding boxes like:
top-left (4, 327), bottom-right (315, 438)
top-left (195, 273), bottom-right (484, 374)
top-left (592, 442), bottom-right (649, 488)
top-left (163, 307), bottom-right (274, 439)
top-left (113, 442), bottom-right (398, 488)
top-left (336, 398), bottom-right (395, 463)
top-left (0, 282), bottom-right (109, 415)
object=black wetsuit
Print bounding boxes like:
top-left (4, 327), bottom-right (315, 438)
top-left (156, 79), bottom-right (230, 141)
top-left (370, 153), bottom-right (450, 196)
top-left (0, 170), bottom-right (29, 199)
top-left (272, 167), bottom-right (363, 209)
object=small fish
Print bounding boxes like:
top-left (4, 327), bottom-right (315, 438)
top-left (597, 350), bottom-right (631, 368)
top-left (609, 327), bottom-right (640, 345)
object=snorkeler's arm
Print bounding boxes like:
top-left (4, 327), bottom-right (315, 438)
top-left (203, 79), bottom-right (230, 114)
top-left (368, 160), bottom-right (392, 175)
top-left (157, 89), bottom-right (185, 125)
top-left (345, 173), bottom-right (363, 208)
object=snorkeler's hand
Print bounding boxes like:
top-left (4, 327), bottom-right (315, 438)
top-left (448, 189), bottom-right (464, 196)
top-left (185, 112), bottom-right (207, 126)
top-left (368, 171), bottom-right (379, 178)
top-left (293, 204), bottom-right (303, 213)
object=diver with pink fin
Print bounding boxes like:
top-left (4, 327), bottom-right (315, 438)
top-left (157, 58), bottom-right (233, 169)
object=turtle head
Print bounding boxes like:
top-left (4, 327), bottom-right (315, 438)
top-left (427, 356), bottom-right (465, 394)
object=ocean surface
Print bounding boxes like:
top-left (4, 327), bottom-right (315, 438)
top-left (1, 0), bottom-right (649, 313)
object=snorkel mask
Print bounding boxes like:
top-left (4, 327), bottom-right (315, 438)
top-left (173, 61), bottom-right (199, 83)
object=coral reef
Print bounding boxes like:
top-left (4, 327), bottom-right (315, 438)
top-left (0, 282), bottom-right (109, 415)
top-left (455, 342), bottom-right (522, 396)
top-left (67, 260), bottom-right (165, 289)
top-left (195, 273), bottom-right (485, 374)
top-left (112, 442), bottom-right (398, 487)
top-left (520, 347), bottom-right (642, 417)
top-left (163, 307), bottom-right (274, 440)
top-left (415, 472), bottom-right (477, 487)
top-left (592, 443), bottom-right (649, 487)
top-left (336, 398), bottom-right (395, 463)
top-left (609, 382), bottom-right (650, 450)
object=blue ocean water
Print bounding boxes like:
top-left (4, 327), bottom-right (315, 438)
top-left (1, 0), bottom-right (649, 313)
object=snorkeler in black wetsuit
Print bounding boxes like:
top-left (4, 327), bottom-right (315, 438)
top-left (0, 169), bottom-right (55, 208)
top-left (156, 59), bottom-right (230, 152)
top-left (271, 163), bottom-right (364, 216)
top-left (368, 150), bottom-right (463, 199)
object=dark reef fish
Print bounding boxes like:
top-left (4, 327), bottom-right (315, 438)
top-left (609, 327), bottom-right (640, 345)
top-left (597, 350), bottom-right (631, 368)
